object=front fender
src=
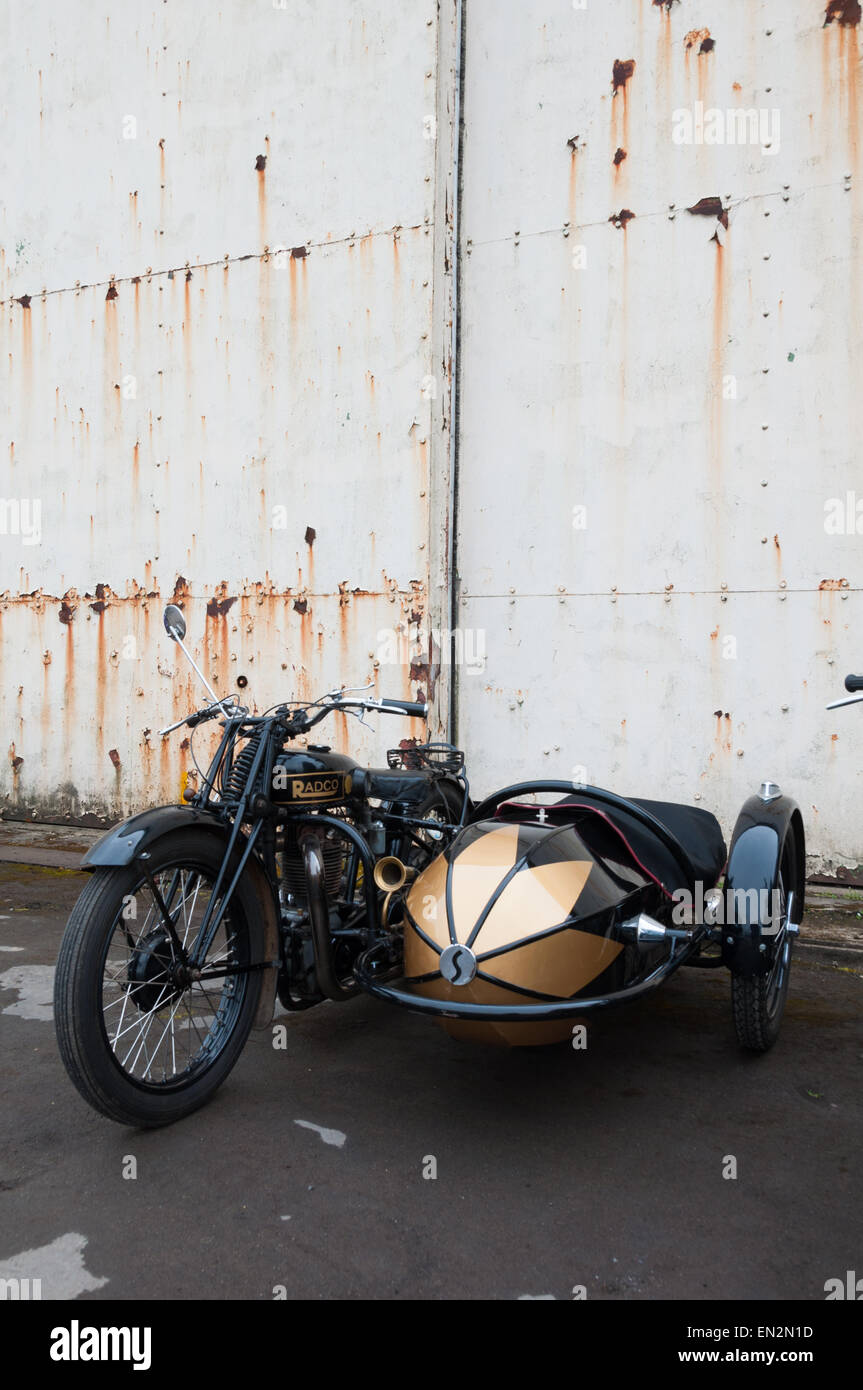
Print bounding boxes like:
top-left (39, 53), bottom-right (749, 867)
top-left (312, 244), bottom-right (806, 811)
top-left (83, 804), bottom-right (280, 1030)
top-left (721, 793), bottom-right (805, 976)
top-left (83, 804), bottom-right (230, 867)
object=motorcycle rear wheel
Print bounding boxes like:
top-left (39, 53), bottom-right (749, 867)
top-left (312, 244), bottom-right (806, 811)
top-left (54, 830), bottom-right (265, 1127)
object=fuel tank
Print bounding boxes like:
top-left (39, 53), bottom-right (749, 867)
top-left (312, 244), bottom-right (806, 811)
top-left (270, 747), bottom-right (359, 807)
top-left (402, 815), bottom-right (651, 1045)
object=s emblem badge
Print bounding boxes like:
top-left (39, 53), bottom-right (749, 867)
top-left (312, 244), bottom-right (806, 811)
top-left (439, 943), bottom-right (477, 987)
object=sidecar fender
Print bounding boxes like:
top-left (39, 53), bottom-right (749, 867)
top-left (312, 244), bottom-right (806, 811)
top-left (83, 805), bottom-right (279, 1030)
top-left (721, 793), bottom-right (805, 977)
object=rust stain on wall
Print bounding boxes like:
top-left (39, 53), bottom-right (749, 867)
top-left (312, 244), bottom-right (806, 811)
top-left (568, 143), bottom-right (579, 227)
top-left (206, 593), bottom-right (238, 618)
top-left (256, 138), bottom-right (269, 249)
top-left (824, 1), bottom-right (861, 26)
top-left (611, 60), bottom-right (635, 169)
top-left (684, 28), bottom-right (713, 52)
top-left (612, 59), bottom-right (636, 92)
top-left (609, 208), bottom-right (635, 229)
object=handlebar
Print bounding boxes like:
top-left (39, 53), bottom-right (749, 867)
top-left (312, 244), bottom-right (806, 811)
top-left (160, 693), bottom-right (428, 738)
top-left (159, 701), bottom-right (228, 737)
top-left (354, 697), bottom-right (429, 718)
top-left (827, 676), bottom-right (863, 711)
top-left (303, 695), bottom-right (428, 728)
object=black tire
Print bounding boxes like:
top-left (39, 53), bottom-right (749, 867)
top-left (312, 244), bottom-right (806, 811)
top-left (402, 779), bottom-right (465, 868)
top-left (730, 827), bottom-right (798, 1053)
top-left (54, 830), bottom-right (265, 1127)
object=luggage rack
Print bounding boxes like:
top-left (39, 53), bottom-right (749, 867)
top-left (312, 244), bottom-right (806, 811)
top-left (386, 742), bottom-right (465, 775)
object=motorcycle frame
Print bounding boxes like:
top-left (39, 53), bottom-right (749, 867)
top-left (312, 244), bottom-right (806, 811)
top-left (82, 709), bottom-right (465, 1019)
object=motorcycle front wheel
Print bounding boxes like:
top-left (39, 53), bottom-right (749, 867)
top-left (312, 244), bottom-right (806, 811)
top-left (54, 830), bottom-right (265, 1127)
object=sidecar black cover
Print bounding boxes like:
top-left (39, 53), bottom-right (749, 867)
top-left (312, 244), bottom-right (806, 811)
top-left (549, 795), bottom-right (727, 896)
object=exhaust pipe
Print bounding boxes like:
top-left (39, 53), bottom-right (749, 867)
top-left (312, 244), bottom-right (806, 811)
top-left (300, 832), bottom-right (359, 1002)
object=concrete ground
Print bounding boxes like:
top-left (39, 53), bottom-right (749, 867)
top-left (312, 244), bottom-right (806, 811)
top-left (0, 857), bottom-right (861, 1302)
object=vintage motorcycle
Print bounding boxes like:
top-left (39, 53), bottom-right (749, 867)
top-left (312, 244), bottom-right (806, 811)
top-left (54, 604), bottom-right (806, 1127)
top-left (54, 604), bottom-right (468, 1127)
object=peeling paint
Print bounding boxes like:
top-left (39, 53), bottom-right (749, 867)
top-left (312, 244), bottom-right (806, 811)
top-left (687, 196), bottom-right (729, 231)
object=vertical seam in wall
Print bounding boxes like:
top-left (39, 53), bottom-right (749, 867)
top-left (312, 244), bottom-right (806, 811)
top-left (448, 0), bottom-right (466, 744)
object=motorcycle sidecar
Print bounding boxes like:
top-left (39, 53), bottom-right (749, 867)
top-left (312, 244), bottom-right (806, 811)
top-left (354, 780), bottom-right (805, 1051)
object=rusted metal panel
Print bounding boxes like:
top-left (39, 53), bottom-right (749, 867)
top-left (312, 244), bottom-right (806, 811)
top-left (0, 2), bottom-right (445, 820)
top-left (1, 3), bottom-right (438, 297)
top-left (457, 1), bottom-right (863, 870)
top-left (0, 589), bottom-right (431, 821)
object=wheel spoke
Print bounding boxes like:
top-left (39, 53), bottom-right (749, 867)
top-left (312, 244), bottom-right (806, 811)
top-left (99, 860), bottom-right (247, 1089)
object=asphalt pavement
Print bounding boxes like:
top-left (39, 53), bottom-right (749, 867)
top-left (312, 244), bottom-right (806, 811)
top-left (1, 862), bottom-right (861, 1301)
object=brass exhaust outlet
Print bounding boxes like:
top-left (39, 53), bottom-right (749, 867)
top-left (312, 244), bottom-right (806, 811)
top-left (373, 856), bottom-right (416, 892)
top-left (373, 856), bottom-right (418, 928)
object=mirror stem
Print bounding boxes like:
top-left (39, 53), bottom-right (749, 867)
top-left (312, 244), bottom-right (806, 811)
top-left (170, 628), bottom-right (232, 716)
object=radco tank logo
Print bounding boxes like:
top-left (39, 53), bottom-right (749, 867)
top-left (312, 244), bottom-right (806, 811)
top-left (272, 768), bottom-right (352, 801)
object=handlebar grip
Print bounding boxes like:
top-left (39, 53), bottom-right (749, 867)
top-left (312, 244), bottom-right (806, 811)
top-left (380, 698), bottom-right (428, 717)
top-left (845, 675), bottom-right (863, 692)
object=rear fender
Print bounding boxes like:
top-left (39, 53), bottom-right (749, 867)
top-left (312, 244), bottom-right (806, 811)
top-left (721, 794), bottom-right (805, 976)
top-left (83, 805), bottom-right (279, 1029)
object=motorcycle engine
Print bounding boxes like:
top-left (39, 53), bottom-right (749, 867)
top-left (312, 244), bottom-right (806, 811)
top-left (280, 825), bottom-right (344, 905)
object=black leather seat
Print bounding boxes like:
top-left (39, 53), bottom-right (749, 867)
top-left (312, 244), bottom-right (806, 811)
top-left (359, 767), bottom-right (437, 804)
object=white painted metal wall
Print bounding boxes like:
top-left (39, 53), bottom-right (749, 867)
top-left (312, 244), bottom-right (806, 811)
top-left (0, 1), bottom-right (453, 819)
top-left (456, 0), bottom-right (863, 870)
top-left (1, 0), bottom-right (861, 871)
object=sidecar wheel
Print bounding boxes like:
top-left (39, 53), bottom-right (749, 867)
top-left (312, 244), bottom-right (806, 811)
top-left (730, 828), bottom-right (797, 1054)
top-left (54, 830), bottom-right (265, 1127)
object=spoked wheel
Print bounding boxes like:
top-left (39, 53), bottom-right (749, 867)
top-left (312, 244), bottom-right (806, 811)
top-left (731, 827), bottom-right (798, 1053)
top-left (54, 831), bottom-right (265, 1127)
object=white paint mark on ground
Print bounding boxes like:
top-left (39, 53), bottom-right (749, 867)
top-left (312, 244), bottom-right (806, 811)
top-left (517, 1294), bottom-right (556, 1300)
top-left (0, 964), bottom-right (55, 1020)
top-left (280, 1215), bottom-right (292, 1221)
top-left (0, 945), bottom-right (24, 952)
top-left (294, 1119), bottom-right (347, 1149)
top-left (0, 1233), bottom-right (108, 1300)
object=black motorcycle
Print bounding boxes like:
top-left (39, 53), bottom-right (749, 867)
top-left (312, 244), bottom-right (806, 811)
top-left (55, 602), bottom-right (810, 1128)
top-left (54, 604), bottom-right (467, 1127)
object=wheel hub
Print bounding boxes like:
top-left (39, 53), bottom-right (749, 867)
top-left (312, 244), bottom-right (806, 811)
top-left (127, 928), bottom-right (183, 1012)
